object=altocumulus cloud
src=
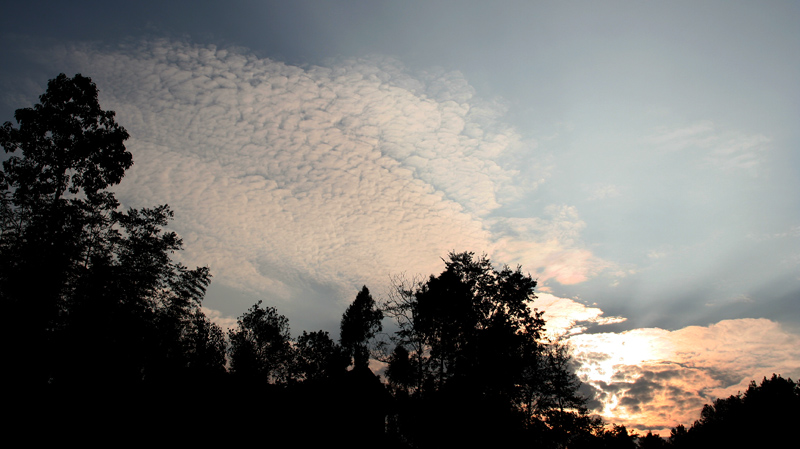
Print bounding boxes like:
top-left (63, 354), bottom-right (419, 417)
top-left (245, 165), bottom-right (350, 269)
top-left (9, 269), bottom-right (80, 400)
top-left (43, 39), bottom-right (607, 326)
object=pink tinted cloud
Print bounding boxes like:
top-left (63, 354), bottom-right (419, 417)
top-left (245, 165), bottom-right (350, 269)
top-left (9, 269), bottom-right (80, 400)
top-left (568, 318), bottom-right (800, 434)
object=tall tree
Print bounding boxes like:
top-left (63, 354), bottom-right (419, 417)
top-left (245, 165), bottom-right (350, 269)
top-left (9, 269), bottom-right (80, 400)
top-left (1, 74), bottom-right (127, 386)
top-left (383, 252), bottom-right (589, 445)
top-left (1, 74), bottom-right (133, 384)
top-left (179, 307), bottom-right (228, 378)
top-left (385, 252), bottom-right (546, 397)
top-left (0, 74), bottom-right (218, 389)
top-left (340, 285), bottom-right (383, 369)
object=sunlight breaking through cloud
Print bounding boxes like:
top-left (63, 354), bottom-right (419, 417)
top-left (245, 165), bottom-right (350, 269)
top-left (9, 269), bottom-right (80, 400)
top-left (569, 318), bottom-right (800, 434)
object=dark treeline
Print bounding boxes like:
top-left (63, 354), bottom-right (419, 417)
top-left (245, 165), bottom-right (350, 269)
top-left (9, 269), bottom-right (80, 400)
top-left (2, 74), bottom-right (798, 447)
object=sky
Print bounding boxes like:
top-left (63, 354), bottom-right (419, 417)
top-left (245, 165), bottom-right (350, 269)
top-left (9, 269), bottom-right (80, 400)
top-left (2, 0), bottom-right (799, 435)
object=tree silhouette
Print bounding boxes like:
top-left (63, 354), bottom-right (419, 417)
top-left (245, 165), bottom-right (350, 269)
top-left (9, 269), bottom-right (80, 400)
top-left (386, 344), bottom-right (414, 395)
top-left (340, 285), bottom-right (383, 369)
top-left (674, 374), bottom-right (800, 448)
top-left (387, 253), bottom-right (544, 396)
top-left (1, 73), bottom-right (133, 386)
top-left (228, 300), bottom-right (293, 383)
top-left (0, 74), bottom-right (131, 201)
top-left (1, 74), bottom-right (219, 393)
top-left (383, 251), bottom-right (590, 446)
top-left (180, 307), bottom-right (227, 378)
top-left (0, 74), bottom-right (227, 444)
top-left (668, 424), bottom-right (689, 447)
top-left (638, 431), bottom-right (667, 449)
top-left (597, 424), bottom-right (638, 449)
top-left (292, 330), bottom-right (348, 382)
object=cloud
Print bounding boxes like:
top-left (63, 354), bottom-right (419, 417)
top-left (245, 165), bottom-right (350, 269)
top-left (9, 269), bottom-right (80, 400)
top-left (643, 121), bottom-right (770, 176)
top-left (569, 318), bottom-right (800, 434)
top-left (490, 205), bottom-right (614, 285)
top-left (747, 225), bottom-right (800, 242)
top-left (533, 292), bottom-right (626, 338)
top-left (585, 183), bottom-right (622, 201)
top-left (201, 306), bottom-right (238, 332)
top-left (37, 39), bottom-right (609, 326)
top-left (647, 250), bottom-right (668, 260)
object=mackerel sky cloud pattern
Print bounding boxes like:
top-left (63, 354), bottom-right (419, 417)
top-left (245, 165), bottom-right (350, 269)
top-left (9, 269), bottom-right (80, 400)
top-left (48, 41), bottom-right (606, 314)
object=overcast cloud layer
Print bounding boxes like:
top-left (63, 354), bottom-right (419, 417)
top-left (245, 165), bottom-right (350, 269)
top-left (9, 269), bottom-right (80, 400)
top-left (2, 1), bottom-right (798, 435)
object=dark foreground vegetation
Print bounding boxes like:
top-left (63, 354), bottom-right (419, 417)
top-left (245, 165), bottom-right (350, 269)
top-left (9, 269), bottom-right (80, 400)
top-left (2, 74), bottom-right (797, 447)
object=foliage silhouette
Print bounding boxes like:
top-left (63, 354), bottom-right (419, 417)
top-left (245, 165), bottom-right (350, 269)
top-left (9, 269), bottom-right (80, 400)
top-left (0, 73), bottom-right (131, 202)
top-left (595, 424), bottom-right (638, 449)
top-left (670, 374), bottom-right (800, 448)
top-left (383, 251), bottom-right (591, 446)
top-left (292, 329), bottom-right (349, 382)
top-left (0, 74), bottom-right (221, 439)
top-left (1, 73), bottom-right (132, 387)
top-left (668, 424), bottom-right (690, 447)
top-left (228, 300), bottom-right (293, 383)
top-left (638, 431), bottom-right (667, 449)
top-left (340, 285), bottom-right (383, 369)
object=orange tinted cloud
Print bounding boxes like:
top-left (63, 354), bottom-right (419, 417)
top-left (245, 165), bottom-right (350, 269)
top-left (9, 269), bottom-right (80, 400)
top-left (568, 318), bottom-right (800, 434)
